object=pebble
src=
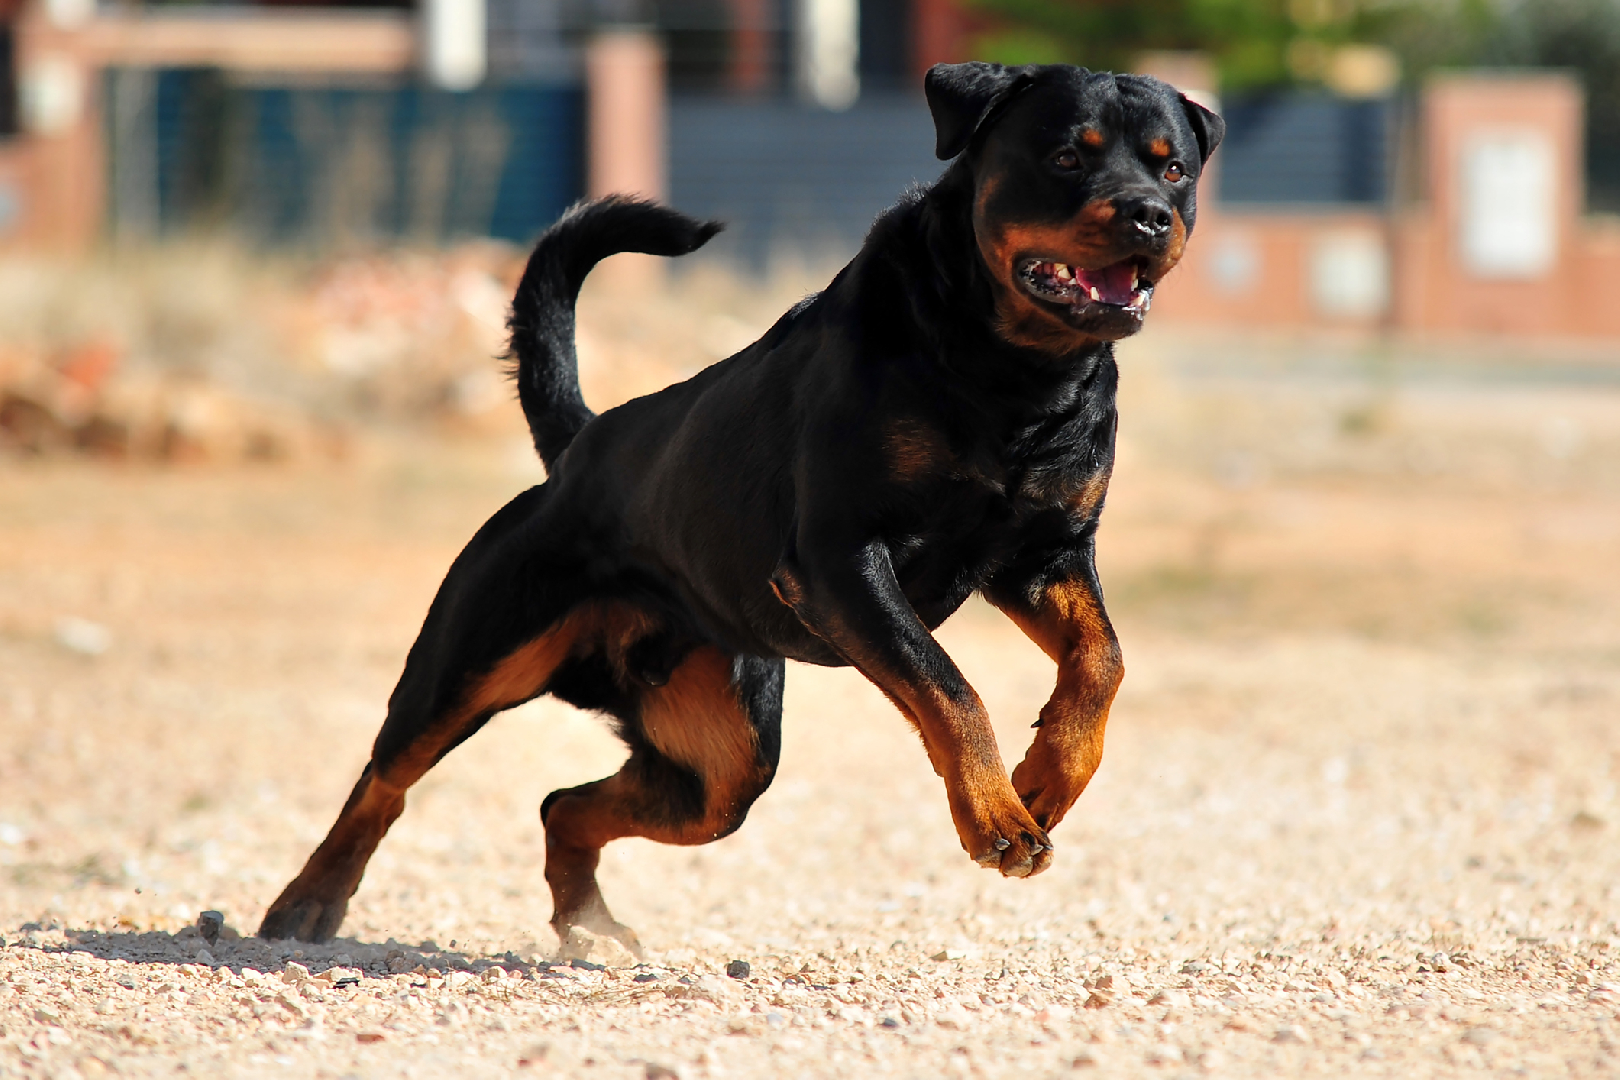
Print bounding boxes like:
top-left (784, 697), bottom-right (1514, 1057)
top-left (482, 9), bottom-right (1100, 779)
top-left (196, 910), bottom-right (224, 946)
top-left (726, 959), bottom-right (751, 980)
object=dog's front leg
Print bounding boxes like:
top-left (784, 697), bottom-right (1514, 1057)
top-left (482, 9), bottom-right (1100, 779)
top-left (985, 560), bottom-right (1124, 832)
top-left (772, 539), bottom-right (1053, 878)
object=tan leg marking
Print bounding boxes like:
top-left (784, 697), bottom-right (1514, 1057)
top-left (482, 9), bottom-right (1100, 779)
top-left (990, 578), bottom-right (1124, 831)
top-left (260, 602), bottom-right (657, 942)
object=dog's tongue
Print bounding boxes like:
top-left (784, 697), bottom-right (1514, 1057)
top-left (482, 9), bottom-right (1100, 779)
top-left (1075, 261), bottom-right (1137, 306)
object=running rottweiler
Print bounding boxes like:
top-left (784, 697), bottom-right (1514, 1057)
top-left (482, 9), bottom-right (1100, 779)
top-left (258, 62), bottom-right (1223, 952)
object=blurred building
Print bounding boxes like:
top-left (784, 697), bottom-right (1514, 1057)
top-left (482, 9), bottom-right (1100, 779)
top-left (0, 0), bottom-right (1617, 341)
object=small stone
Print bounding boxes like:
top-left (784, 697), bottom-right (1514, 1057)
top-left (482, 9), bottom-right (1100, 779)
top-left (1462, 1027), bottom-right (1498, 1047)
top-left (196, 910), bottom-right (224, 946)
top-left (195, 948), bottom-right (215, 965)
top-left (1144, 1044), bottom-right (1183, 1066)
top-left (1273, 1025), bottom-right (1308, 1045)
top-left (646, 1065), bottom-right (680, 1080)
top-left (55, 617), bottom-right (111, 656)
top-left (726, 959), bottom-right (751, 980)
top-left (930, 948), bottom-right (966, 961)
top-left (281, 962), bottom-right (310, 984)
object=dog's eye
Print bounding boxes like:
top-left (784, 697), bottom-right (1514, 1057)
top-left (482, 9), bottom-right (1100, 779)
top-left (1164, 162), bottom-right (1185, 182)
top-left (1053, 150), bottom-right (1080, 171)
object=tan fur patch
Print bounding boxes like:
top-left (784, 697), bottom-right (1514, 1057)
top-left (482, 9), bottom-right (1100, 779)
top-left (974, 200), bottom-right (1127, 354)
top-left (386, 602), bottom-right (658, 785)
top-left (1147, 137), bottom-right (1171, 157)
top-left (991, 578), bottom-right (1125, 830)
top-left (639, 647), bottom-right (763, 817)
top-left (1070, 473), bottom-right (1110, 518)
top-left (1143, 209), bottom-right (1188, 283)
top-left (1081, 128), bottom-right (1105, 148)
top-left (885, 418), bottom-right (951, 481)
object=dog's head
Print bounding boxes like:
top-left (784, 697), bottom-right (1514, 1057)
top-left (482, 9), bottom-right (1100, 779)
top-left (926, 62), bottom-right (1224, 353)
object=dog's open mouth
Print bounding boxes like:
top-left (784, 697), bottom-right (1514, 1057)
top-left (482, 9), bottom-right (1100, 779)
top-left (1019, 258), bottom-right (1153, 313)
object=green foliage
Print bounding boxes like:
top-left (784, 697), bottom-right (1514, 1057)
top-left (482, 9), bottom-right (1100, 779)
top-left (956, 0), bottom-right (1571, 90)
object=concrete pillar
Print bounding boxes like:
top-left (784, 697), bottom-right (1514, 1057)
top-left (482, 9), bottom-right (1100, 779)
top-left (797, 0), bottom-right (858, 110)
top-left (585, 27), bottom-right (666, 285)
top-left (725, 0), bottom-right (772, 96)
top-left (423, 0), bottom-right (487, 90)
top-left (586, 28), bottom-right (665, 201)
top-left (1397, 73), bottom-right (1583, 335)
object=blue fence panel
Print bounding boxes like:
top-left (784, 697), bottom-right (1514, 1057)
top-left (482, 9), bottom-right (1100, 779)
top-left (1217, 94), bottom-right (1394, 206)
top-left (669, 94), bottom-right (945, 267)
top-left (130, 70), bottom-right (584, 245)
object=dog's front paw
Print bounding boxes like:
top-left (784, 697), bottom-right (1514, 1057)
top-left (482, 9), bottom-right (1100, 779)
top-left (959, 793), bottom-right (1054, 879)
top-left (1010, 739), bottom-right (1098, 833)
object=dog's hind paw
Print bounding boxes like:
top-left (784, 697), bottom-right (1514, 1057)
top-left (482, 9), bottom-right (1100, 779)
top-left (559, 925), bottom-right (643, 967)
top-left (257, 897), bottom-right (347, 942)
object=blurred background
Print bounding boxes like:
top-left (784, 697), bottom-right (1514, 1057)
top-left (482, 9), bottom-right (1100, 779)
top-left (1, 0), bottom-right (1618, 1019)
top-left (0, 0), bottom-right (1618, 459)
top-left (0, 0), bottom-right (1618, 456)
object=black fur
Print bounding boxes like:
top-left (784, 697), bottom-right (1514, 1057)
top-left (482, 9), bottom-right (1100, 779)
top-left (506, 196), bottom-right (724, 467)
top-left (258, 62), bottom-right (1222, 945)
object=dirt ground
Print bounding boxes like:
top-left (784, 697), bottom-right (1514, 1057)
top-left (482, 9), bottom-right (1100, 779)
top-left (2, 294), bottom-right (1620, 1078)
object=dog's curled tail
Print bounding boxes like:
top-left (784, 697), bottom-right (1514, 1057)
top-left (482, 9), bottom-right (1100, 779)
top-left (506, 195), bottom-right (723, 468)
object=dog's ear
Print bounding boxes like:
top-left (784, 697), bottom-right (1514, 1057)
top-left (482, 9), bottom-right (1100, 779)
top-left (925, 62), bottom-right (1038, 160)
top-left (1180, 94), bottom-right (1225, 164)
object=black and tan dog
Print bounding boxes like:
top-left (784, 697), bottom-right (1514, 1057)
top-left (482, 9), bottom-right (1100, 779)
top-left (258, 62), bottom-right (1223, 952)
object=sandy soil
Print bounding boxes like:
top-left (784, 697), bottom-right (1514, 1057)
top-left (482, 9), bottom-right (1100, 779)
top-left (2, 316), bottom-right (1619, 1079)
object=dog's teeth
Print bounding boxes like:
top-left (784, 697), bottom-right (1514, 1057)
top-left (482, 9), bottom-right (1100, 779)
top-left (1054, 265), bottom-right (1072, 281)
top-left (1088, 286), bottom-right (1101, 302)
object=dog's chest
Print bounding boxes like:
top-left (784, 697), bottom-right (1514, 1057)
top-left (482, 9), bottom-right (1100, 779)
top-left (885, 424), bottom-right (1108, 610)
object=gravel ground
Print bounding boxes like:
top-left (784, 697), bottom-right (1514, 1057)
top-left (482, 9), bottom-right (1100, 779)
top-left (2, 323), bottom-right (1619, 1079)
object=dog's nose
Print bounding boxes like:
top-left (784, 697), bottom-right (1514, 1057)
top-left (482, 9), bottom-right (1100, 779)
top-left (1116, 194), bottom-right (1173, 239)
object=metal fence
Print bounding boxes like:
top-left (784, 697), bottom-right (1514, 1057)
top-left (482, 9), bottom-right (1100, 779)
top-left (106, 68), bottom-right (584, 245)
top-left (102, 73), bottom-right (1405, 254)
top-left (1217, 93), bottom-right (1396, 207)
top-left (668, 92), bottom-right (943, 267)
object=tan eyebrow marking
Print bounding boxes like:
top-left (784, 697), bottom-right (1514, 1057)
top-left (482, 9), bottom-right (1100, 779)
top-left (1080, 128), bottom-right (1105, 148)
top-left (1147, 138), bottom-right (1171, 157)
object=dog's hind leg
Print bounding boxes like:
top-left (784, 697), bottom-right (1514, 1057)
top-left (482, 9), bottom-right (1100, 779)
top-left (541, 648), bottom-right (783, 957)
top-left (258, 485), bottom-right (600, 942)
top-left (257, 605), bottom-right (594, 942)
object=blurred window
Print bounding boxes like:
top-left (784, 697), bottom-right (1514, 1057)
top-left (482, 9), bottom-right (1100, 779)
top-left (1310, 229), bottom-right (1389, 317)
top-left (661, 0), bottom-right (745, 93)
top-left (858, 0), bottom-right (910, 93)
top-left (1458, 130), bottom-right (1557, 280)
top-left (0, 23), bottom-right (15, 138)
